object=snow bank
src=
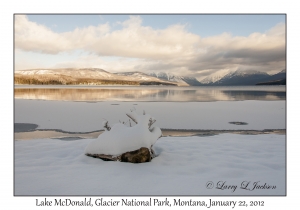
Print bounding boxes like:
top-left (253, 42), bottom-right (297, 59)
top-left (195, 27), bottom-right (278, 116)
top-left (15, 134), bottom-right (285, 195)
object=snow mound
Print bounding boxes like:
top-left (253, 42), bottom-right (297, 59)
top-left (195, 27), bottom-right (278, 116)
top-left (85, 111), bottom-right (162, 156)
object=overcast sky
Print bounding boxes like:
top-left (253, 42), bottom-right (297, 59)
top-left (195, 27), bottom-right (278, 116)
top-left (15, 14), bottom-right (286, 80)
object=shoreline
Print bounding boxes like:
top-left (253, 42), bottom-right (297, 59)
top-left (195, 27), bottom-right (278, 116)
top-left (14, 128), bottom-right (286, 140)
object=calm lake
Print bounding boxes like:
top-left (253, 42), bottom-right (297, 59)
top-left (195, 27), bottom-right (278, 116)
top-left (15, 85), bottom-right (286, 102)
top-left (14, 85), bottom-right (286, 133)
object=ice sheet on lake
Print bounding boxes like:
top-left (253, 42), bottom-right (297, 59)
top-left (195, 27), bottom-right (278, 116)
top-left (15, 100), bottom-right (286, 132)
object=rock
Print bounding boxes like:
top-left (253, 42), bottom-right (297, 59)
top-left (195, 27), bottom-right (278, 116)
top-left (120, 147), bottom-right (151, 163)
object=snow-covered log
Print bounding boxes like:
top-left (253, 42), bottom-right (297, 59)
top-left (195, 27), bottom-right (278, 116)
top-left (85, 110), bottom-right (162, 162)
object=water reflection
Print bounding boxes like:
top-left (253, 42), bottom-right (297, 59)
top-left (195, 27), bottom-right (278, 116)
top-left (14, 86), bottom-right (286, 102)
top-left (221, 90), bottom-right (286, 101)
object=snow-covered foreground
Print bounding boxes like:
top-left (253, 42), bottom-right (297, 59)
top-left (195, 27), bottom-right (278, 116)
top-left (15, 134), bottom-right (285, 196)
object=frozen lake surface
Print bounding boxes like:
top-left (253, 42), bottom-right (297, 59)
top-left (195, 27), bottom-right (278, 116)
top-left (15, 100), bottom-right (285, 132)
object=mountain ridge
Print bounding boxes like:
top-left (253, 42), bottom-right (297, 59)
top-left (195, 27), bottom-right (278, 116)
top-left (14, 68), bottom-right (178, 86)
top-left (14, 68), bottom-right (286, 86)
top-left (147, 72), bottom-right (202, 86)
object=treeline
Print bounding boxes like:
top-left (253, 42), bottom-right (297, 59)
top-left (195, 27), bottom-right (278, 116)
top-left (68, 78), bottom-right (139, 85)
top-left (140, 81), bottom-right (177, 86)
top-left (256, 78), bottom-right (286, 86)
top-left (14, 76), bottom-right (140, 86)
top-left (14, 77), bottom-right (63, 85)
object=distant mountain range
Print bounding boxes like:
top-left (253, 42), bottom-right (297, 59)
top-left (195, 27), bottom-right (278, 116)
top-left (208, 70), bottom-right (270, 86)
top-left (14, 68), bottom-right (286, 86)
top-left (14, 68), bottom-right (178, 86)
top-left (146, 70), bottom-right (286, 86)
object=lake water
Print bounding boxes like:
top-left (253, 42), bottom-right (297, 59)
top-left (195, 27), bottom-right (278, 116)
top-left (14, 85), bottom-right (286, 133)
top-left (15, 85), bottom-right (286, 102)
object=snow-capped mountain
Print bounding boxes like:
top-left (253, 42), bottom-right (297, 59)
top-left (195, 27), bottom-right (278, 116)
top-left (15, 68), bottom-right (122, 79)
top-left (115, 71), bottom-right (164, 82)
top-left (14, 68), bottom-right (178, 86)
top-left (15, 68), bottom-right (114, 78)
top-left (200, 69), bottom-right (286, 86)
top-left (200, 69), bottom-right (234, 84)
top-left (256, 69), bottom-right (286, 85)
top-left (180, 76), bottom-right (203, 86)
top-left (212, 70), bottom-right (270, 86)
top-left (147, 72), bottom-right (202, 86)
top-left (267, 69), bottom-right (286, 81)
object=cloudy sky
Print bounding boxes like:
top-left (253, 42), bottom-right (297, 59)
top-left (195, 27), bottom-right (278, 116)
top-left (15, 14), bottom-right (285, 80)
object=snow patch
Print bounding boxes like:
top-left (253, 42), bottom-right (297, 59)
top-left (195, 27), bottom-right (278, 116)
top-left (201, 69), bottom-right (234, 84)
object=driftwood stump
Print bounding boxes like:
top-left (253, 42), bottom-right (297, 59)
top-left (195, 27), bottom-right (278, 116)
top-left (120, 147), bottom-right (151, 163)
top-left (86, 147), bottom-right (152, 163)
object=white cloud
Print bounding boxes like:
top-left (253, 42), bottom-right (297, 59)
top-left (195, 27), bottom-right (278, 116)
top-left (15, 15), bottom-right (111, 54)
top-left (15, 15), bottom-right (286, 77)
top-left (15, 15), bottom-right (198, 59)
